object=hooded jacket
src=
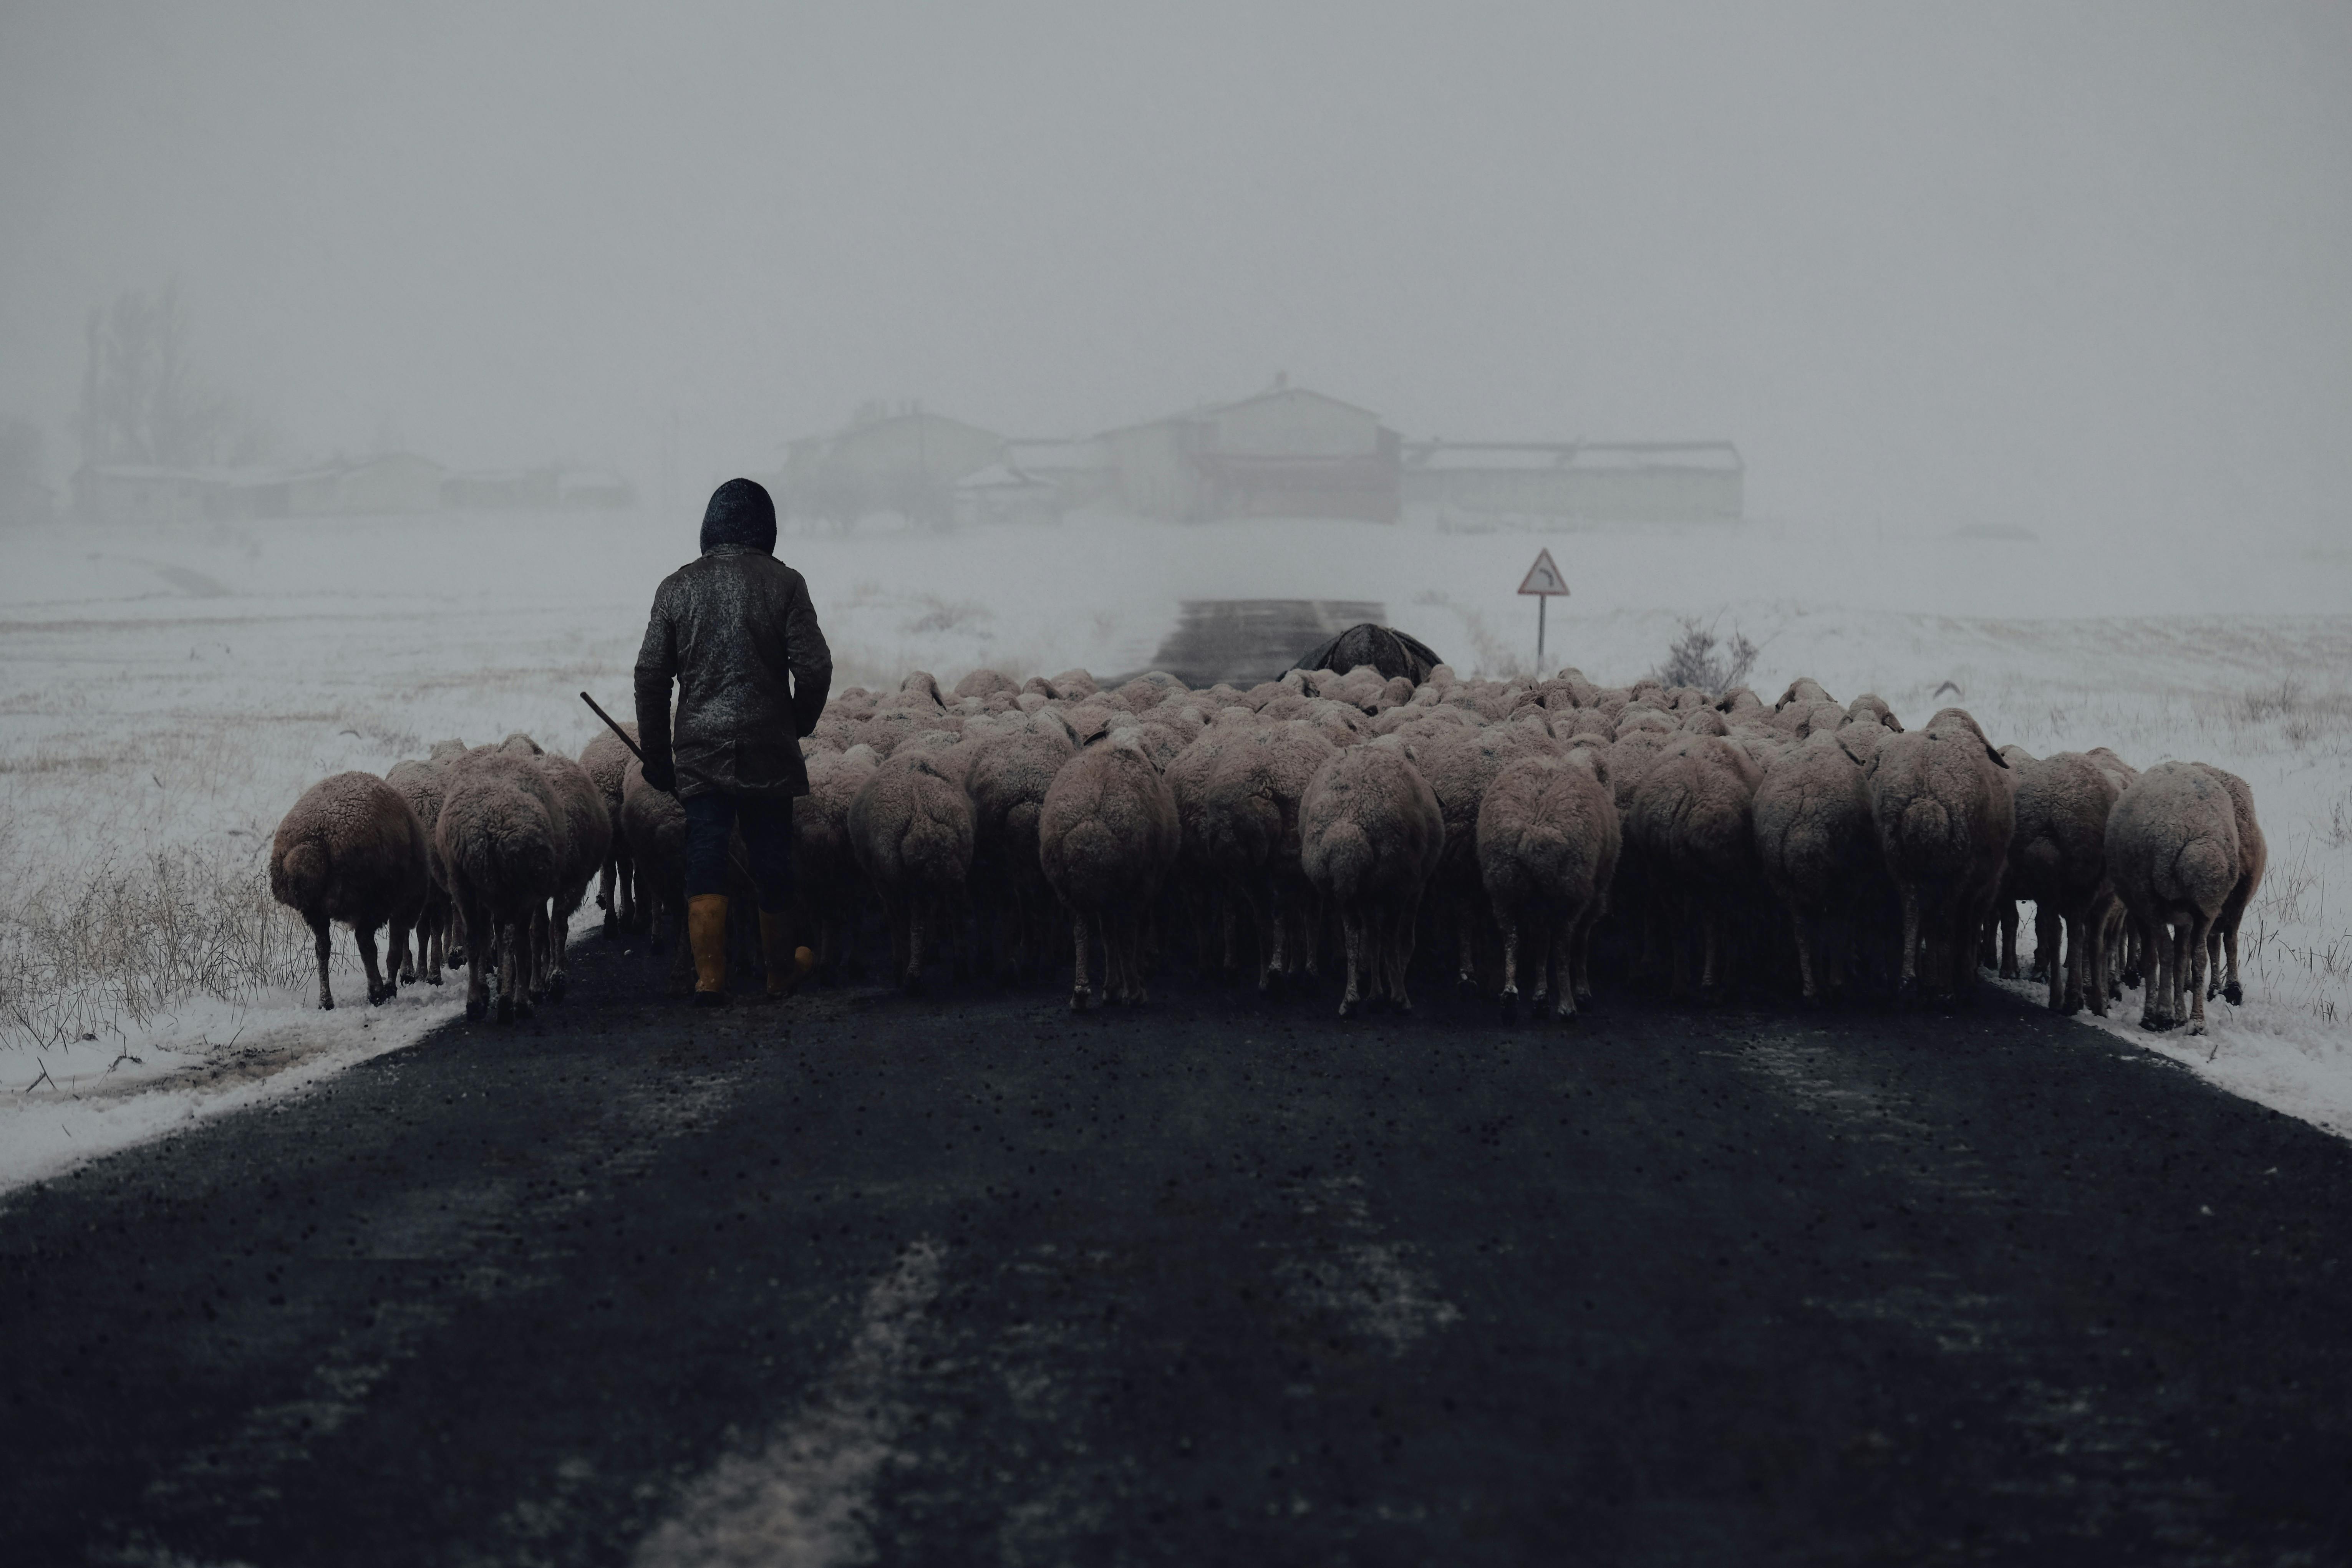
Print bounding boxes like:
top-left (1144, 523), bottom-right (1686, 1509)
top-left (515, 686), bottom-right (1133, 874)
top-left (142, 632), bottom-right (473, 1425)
top-left (633, 481), bottom-right (832, 799)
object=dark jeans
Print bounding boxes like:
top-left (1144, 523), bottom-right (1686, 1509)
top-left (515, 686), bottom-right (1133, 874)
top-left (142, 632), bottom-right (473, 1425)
top-left (682, 792), bottom-right (795, 914)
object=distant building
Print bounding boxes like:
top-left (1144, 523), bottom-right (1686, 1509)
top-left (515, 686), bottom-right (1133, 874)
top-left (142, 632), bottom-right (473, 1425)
top-left (331, 453), bottom-right (445, 515)
top-left (951, 463), bottom-right (1061, 528)
top-left (1099, 386), bottom-right (1402, 524)
top-left (73, 464), bottom-right (211, 525)
top-left (441, 465), bottom-right (636, 511)
top-left (1002, 438), bottom-right (1114, 513)
top-left (1401, 441), bottom-right (1743, 523)
top-left (776, 406), bottom-right (1008, 529)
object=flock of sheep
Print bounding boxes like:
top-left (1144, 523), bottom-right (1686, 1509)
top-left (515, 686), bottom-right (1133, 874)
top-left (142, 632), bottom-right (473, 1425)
top-left (268, 658), bottom-right (2266, 1036)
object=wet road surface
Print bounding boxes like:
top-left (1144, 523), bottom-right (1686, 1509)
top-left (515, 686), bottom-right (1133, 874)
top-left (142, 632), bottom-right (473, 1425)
top-left (5, 938), bottom-right (2350, 1565)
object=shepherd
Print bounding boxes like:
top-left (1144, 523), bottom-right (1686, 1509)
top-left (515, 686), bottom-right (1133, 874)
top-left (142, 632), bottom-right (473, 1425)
top-left (634, 478), bottom-right (832, 1006)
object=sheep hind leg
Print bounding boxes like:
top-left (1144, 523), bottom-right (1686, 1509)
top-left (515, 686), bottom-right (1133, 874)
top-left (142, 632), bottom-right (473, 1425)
top-left (2185, 916), bottom-right (2215, 1033)
top-left (1069, 912), bottom-right (1094, 1011)
top-left (547, 908), bottom-right (570, 1001)
top-left (1337, 906), bottom-right (1364, 1018)
top-left (1455, 899), bottom-right (1481, 996)
top-left (2059, 910), bottom-right (2087, 1016)
top-left (1790, 909), bottom-right (1820, 1004)
top-left (1120, 910), bottom-right (1152, 1006)
top-left (1390, 894), bottom-right (1422, 1013)
top-left (1551, 917), bottom-right (1578, 1021)
top-left (1699, 906), bottom-right (1725, 1005)
top-left (600, 859), bottom-right (620, 939)
top-left (1895, 885), bottom-right (1923, 1004)
top-left (309, 913), bottom-right (335, 1011)
top-left (904, 897), bottom-right (928, 995)
top-left (1572, 904), bottom-right (1600, 1005)
top-left (2136, 916), bottom-right (2171, 1030)
top-left (493, 920), bottom-right (518, 1025)
top-left (2039, 905), bottom-right (2065, 1013)
top-left (1496, 911), bottom-right (1520, 1019)
top-left (2221, 919), bottom-right (2244, 1006)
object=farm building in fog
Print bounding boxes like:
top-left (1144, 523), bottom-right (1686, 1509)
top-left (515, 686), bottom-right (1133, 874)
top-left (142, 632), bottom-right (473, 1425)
top-left (441, 466), bottom-right (636, 511)
top-left (1099, 386), bottom-right (1402, 524)
top-left (776, 406), bottom-right (1007, 530)
top-left (1401, 440), bottom-right (1743, 523)
top-left (769, 386), bottom-right (1741, 529)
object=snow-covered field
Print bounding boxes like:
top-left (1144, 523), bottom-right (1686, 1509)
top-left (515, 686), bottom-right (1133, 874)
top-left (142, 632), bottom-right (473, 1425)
top-left (2, 505), bottom-right (2347, 1190)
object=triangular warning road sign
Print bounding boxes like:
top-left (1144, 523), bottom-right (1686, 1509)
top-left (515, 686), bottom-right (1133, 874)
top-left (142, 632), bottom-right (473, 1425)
top-left (1517, 548), bottom-right (1570, 596)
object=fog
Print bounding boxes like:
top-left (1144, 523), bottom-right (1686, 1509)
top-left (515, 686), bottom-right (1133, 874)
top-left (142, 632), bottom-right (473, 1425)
top-left (3, 1), bottom-right (2350, 544)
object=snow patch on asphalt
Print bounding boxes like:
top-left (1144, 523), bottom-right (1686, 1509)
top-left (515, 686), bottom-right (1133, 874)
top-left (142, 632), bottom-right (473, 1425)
top-left (633, 1240), bottom-right (944, 1568)
top-left (1278, 1176), bottom-right (1460, 1354)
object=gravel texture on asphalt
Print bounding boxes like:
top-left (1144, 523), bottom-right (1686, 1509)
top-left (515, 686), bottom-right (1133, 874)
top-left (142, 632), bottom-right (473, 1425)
top-left (5, 937), bottom-right (2350, 1565)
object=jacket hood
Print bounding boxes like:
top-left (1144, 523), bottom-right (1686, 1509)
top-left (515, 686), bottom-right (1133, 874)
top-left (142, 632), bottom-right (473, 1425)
top-left (699, 477), bottom-right (778, 555)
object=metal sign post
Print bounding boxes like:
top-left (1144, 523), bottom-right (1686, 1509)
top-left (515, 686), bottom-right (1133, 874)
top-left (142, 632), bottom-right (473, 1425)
top-left (1516, 547), bottom-right (1570, 666)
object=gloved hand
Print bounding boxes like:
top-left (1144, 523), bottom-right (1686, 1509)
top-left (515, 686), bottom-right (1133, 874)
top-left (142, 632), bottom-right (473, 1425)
top-left (640, 752), bottom-right (677, 794)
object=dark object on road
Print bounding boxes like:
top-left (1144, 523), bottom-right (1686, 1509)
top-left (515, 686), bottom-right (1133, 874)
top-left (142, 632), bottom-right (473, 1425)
top-left (1289, 622), bottom-right (1444, 685)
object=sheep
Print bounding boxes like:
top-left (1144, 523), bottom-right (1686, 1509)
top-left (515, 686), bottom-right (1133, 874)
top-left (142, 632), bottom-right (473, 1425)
top-left (2004, 752), bottom-right (2122, 1015)
top-left (1300, 744), bottom-right (1445, 1016)
top-left (533, 751), bottom-right (613, 1002)
top-left (620, 761), bottom-right (695, 995)
top-left (1628, 733), bottom-right (1764, 1001)
top-left (1846, 694), bottom-right (1902, 732)
top-left (963, 719), bottom-right (1078, 981)
top-left (1982, 745), bottom-right (2039, 980)
top-left (269, 772), bottom-right (431, 1011)
top-left (385, 752), bottom-right (455, 986)
top-left (580, 722), bottom-right (643, 937)
top-left (2105, 761), bottom-right (2242, 1034)
top-left (1475, 747), bottom-right (1620, 1019)
top-left (435, 749), bottom-right (564, 1023)
top-left (1864, 708), bottom-right (2014, 1006)
top-left (795, 744), bottom-right (881, 981)
top-left (2193, 764), bottom-right (2266, 1007)
top-left (1775, 678), bottom-right (1832, 711)
top-left (1750, 727), bottom-right (1888, 1003)
top-left (1164, 719), bottom-right (1261, 975)
top-left (847, 744), bottom-right (977, 991)
top-left (1038, 736), bottom-right (1181, 1009)
top-left (1414, 723), bottom-right (1566, 993)
top-left (954, 668), bottom-right (1020, 701)
top-left (1197, 721), bottom-right (1342, 991)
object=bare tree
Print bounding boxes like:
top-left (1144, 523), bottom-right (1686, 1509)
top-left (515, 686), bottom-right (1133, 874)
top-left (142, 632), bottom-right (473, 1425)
top-left (76, 283), bottom-right (233, 468)
top-left (1653, 616), bottom-right (1760, 696)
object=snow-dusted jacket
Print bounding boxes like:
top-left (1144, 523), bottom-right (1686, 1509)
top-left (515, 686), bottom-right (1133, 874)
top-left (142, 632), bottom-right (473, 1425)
top-left (633, 545), bottom-right (832, 799)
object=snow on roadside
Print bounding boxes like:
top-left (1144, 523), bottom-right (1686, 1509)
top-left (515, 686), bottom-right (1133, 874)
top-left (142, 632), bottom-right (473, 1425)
top-left (1996, 974), bottom-right (2352, 1142)
top-left (0, 978), bottom-right (466, 1198)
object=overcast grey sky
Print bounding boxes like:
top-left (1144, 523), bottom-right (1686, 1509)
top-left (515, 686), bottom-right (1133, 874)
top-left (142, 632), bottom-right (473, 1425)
top-left (3, 1), bottom-right (2347, 540)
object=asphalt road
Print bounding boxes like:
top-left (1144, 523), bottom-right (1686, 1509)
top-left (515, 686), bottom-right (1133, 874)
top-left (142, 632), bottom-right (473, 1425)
top-left (5, 938), bottom-right (2350, 1566)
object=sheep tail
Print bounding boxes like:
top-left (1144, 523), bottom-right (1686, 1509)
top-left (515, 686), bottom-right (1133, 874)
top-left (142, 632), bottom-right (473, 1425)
top-left (1319, 820), bottom-right (1374, 902)
top-left (273, 839), bottom-right (328, 908)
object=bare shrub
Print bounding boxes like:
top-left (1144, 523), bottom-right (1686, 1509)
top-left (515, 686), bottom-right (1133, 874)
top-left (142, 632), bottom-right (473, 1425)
top-left (0, 847), bottom-right (317, 1049)
top-left (1652, 617), bottom-right (1759, 696)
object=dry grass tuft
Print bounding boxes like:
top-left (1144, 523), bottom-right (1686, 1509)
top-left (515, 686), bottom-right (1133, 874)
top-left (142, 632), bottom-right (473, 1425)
top-left (0, 846), bottom-right (317, 1050)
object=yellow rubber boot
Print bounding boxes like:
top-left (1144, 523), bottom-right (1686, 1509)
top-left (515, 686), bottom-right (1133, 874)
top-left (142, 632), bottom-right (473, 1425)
top-left (688, 894), bottom-right (730, 1007)
top-left (760, 911), bottom-right (817, 1001)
